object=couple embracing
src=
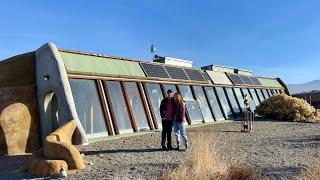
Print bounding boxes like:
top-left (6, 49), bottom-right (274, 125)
top-left (160, 90), bottom-right (189, 151)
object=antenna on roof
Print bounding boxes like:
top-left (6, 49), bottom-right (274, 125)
top-left (151, 44), bottom-right (156, 60)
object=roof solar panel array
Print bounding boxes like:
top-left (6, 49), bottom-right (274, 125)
top-left (164, 66), bottom-right (190, 80)
top-left (140, 63), bottom-right (170, 79)
top-left (250, 77), bottom-right (262, 85)
top-left (184, 69), bottom-right (206, 81)
top-left (227, 74), bottom-right (245, 85)
top-left (201, 71), bottom-right (212, 82)
top-left (239, 75), bottom-right (254, 85)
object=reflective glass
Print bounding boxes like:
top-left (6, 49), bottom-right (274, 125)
top-left (262, 89), bottom-right (270, 99)
top-left (125, 82), bottom-right (149, 130)
top-left (256, 89), bottom-right (265, 102)
top-left (145, 83), bottom-right (164, 127)
top-left (234, 88), bottom-right (246, 111)
top-left (225, 87), bottom-right (241, 114)
top-left (163, 84), bottom-right (178, 95)
top-left (204, 87), bottom-right (225, 120)
top-left (193, 86), bottom-right (214, 122)
top-left (70, 79), bottom-right (107, 135)
top-left (249, 88), bottom-right (260, 106)
top-left (185, 101), bottom-right (203, 123)
top-left (215, 87), bottom-right (233, 119)
top-left (178, 85), bottom-right (194, 101)
top-left (105, 81), bottom-right (133, 133)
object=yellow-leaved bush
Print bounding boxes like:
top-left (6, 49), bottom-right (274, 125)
top-left (256, 94), bottom-right (320, 123)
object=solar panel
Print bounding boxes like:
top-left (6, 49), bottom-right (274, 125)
top-left (164, 66), bottom-right (189, 80)
top-left (227, 74), bottom-right (245, 85)
top-left (184, 68), bottom-right (206, 81)
top-left (239, 75), bottom-right (254, 85)
top-left (250, 77), bottom-right (262, 85)
top-left (140, 63), bottom-right (170, 78)
top-left (201, 71), bottom-right (212, 82)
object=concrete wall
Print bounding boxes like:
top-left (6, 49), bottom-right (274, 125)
top-left (35, 43), bottom-right (88, 145)
top-left (0, 85), bottom-right (40, 156)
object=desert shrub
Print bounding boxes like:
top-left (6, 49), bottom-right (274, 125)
top-left (256, 94), bottom-right (320, 123)
top-left (160, 135), bottom-right (262, 180)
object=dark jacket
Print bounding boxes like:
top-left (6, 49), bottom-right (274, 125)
top-left (160, 97), bottom-right (175, 119)
top-left (175, 102), bottom-right (186, 123)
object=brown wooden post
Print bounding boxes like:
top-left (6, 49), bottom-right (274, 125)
top-left (202, 86), bottom-right (217, 121)
top-left (137, 82), bottom-right (154, 130)
top-left (121, 81), bottom-right (138, 132)
top-left (190, 85), bottom-right (205, 123)
top-left (213, 87), bottom-right (228, 120)
top-left (103, 81), bottom-right (120, 135)
top-left (142, 83), bottom-right (159, 129)
top-left (96, 80), bottom-right (114, 136)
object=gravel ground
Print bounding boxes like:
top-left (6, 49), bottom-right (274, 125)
top-left (1, 120), bottom-right (320, 180)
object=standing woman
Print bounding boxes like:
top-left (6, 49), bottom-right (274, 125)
top-left (173, 93), bottom-right (189, 150)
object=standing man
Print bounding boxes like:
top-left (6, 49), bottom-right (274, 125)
top-left (160, 89), bottom-right (175, 151)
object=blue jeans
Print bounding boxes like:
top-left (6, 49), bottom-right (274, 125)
top-left (173, 120), bottom-right (189, 149)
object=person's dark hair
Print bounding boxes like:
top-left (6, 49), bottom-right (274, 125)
top-left (167, 89), bottom-right (172, 93)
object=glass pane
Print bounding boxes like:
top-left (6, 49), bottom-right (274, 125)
top-left (225, 87), bottom-right (241, 114)
top-left (215, 87), bottom-right (233, 119)
top-left (146, 83), bottom-right (164, 127)
top-left (105, 81), bottom-right (133, 133)
top-left (70, 79), bottom-right (107, 135)
top-left (125, 82), bottom-right (149, 130)
top-left (193, 86), bottom-right (214, 122)
top-left (262, 89), bottom-right (270, 99)
top-left (234, 88), bottom-right (246, 112)
top-left (178, 85), bottom-right (194, 101)
top-left (185, 101), bottom-right (203, 123)
top-left (163, 84), bottom-right (178, 96)
top-left (267, 89), bottom-right (273, 96)
top-left (204, 87), bottom-right (224, 120)
top-left (256, 89), bottom-right (265, 102)
top-left (249, 89), bottom-right (260, 106)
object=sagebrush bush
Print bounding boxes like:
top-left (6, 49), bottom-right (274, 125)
top-left (160, 135), bottom-right (262, 180)
top-left (256, 94), bottom-right (320, 122)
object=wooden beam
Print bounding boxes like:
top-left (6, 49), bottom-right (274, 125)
top-left (137, 82), bottom-right (154, 130)
top-left (96, 80), bottom-right (114, 136)
top-left (121, 81), bottom-right (138, 132)
top-left (102, 81), bottom-right (120, 135)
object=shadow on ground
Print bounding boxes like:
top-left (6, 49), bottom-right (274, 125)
top-left (82, 148), bottom-right (164, 155)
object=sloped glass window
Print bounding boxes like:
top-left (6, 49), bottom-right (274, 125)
top-left (125, 82), bottom-right (149, 130)
top-left (267, 89), bottom-right (273, 96)
top-left (234, 88), bottom-right (246, 112)
top-left (185, 101), bottom-right (203, 123)
top-left (178, 85), bottom-right (194, 101)
top-left (225, 88), bottom-right (241, 115)
top-left (262, 89), bottom-right (270, 99)
top-left (70, 79), bottom-right (107, 135)
top-left (193, 86), bottom-right (214, 122)
top-left (256, 89), bottom-right (265, 102)
top-left (145, 83), bottom-right (164, 127)
top-left (163, 84), bottom-right (177, 95)
top-left (215, 87), bottom-right (233, 119)
top-left (105, 81), bottom-right (133, 133)
top-left (204, 87), bottom-right (224, 120)
top-left (249, 89), bottom-right (260, 106)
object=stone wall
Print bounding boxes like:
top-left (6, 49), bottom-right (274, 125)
top-left (0, 85), bottom-right (40, 156)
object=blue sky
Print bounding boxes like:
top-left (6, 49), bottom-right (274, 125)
top-left (1, 0), bottom-right (320, 84)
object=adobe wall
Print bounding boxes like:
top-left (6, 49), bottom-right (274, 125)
top-left (0, 85), bottom-right (40, 156)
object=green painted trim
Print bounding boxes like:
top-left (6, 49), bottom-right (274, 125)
top-left (60, 51), bottom-right (146, 77)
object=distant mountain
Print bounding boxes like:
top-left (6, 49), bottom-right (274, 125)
top-left (288, 80), bottom-right (320, 94)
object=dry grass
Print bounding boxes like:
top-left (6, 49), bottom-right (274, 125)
top-left (300, 147), bottom-right (320, 180)
top-left (160, 134), bottom-right (262, 180)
